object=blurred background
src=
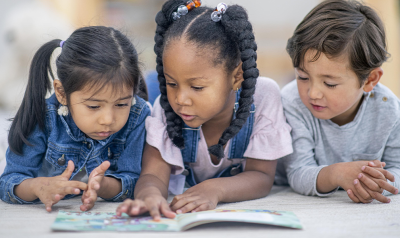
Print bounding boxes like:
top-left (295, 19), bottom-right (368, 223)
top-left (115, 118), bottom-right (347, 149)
top-left (0, 0), bottom-right (399, 165)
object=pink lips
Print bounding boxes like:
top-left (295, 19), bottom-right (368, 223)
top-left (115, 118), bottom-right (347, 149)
top-left (97, 131), bottom-right (112, 137)
top-left (311, 103), bottom-right (326, 111)
top-left (180, 113), bottom-right (196, 121)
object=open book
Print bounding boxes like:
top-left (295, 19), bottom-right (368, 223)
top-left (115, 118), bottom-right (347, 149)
top-left (51, 209), bottom-right (302, 231)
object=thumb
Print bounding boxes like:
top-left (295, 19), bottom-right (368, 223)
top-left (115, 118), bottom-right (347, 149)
top-left (95, 161), bottom-right (111, 175)
top-left (368, 160), bottom-right (384, 168)
top-left (60, 160), bottom-right (74, 179)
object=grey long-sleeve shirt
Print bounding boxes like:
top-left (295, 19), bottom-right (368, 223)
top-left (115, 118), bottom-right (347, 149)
top-left (275, 80), bottom-right (400, 197)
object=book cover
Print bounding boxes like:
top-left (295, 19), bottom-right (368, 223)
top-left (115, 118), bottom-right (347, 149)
top-left (51, 209), bottom-right (303, 232)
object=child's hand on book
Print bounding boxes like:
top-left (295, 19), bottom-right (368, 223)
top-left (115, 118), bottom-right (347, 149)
top-left (116, 195), bottom-right (176, 221)
top-left (170, 181), bottom-right (220, 214)
top-left (80, 161), bottom-right (110, 211)
top-left (32, 160), bottom-right (88, 212)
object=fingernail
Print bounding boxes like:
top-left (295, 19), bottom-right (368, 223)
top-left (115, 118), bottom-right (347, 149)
top-left (358, 174), bottom-right (362, 179)
top-left (395, 189), bottom-right (399, 195)
top-left (347, 190), bottom-right (351, 195)
top-left (354, 179), bottom-right (358, 185)
top-left (361, 166), bottom-right (365, 171)
top-left (176, 210), bottom-right (182, 214)
top-left (191, 210), bottom-right (196, 213)
top-left (388, 198), bottom-right (391, 203)
top-left (370, 162), bottom-right (375, 166)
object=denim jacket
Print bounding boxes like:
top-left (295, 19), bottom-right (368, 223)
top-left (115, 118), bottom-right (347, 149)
top-left (180, 89), bottom-right (256, 187)
top-left (0, 94), bottom-right (150, 204)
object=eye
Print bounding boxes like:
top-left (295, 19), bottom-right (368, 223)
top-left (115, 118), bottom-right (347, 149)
top-left (191, 86), bottom-right (204, 91)
top-left (324, 82), bottom-right (337, 88)
top-left (116, 103), bottom-right (128, 108)
top-left (87, 105), bottom-right (100, 110)
top-left (297, 76), bottom-right (308, 81)
top-left (166, 82), bottom-right (177, 87)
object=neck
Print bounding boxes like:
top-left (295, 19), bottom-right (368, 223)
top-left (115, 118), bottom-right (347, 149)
top-left (331, 94), bottom-right (364, 126)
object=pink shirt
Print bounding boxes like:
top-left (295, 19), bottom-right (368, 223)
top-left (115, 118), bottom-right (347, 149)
top-left (145, 77), bottom-right (293, 194)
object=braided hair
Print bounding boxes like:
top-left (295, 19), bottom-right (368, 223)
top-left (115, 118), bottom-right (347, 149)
top-left (154, 0), bottom-right (258, 159)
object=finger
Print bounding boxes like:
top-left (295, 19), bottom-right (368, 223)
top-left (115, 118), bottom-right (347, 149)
top-left (91, 161), bottom-right (111, 178)
top-left (381, 162), bottom-right (386, 167)
top-left (89, 180), bottom-right (100, 191)
top-left (176, 200), bottom-right (202, 214)
top-left (64, 181), bottom-right (88, 191)
top-left (147, 202), bottom-right (162, 221)
top-left (367, 190), bottom-right (391, 203)
top-left (374, 179), bottom-right (399, 195)
top-left (368, 160), bottom-right (384, 168)
top-left (353, 180), bottom-right (373, 203)
top-left (116, 199), bottom-right (145, 217)
top-left (60, 160), bottom-right (75, 179)
top-left (361, 166), bottom-right (385, 180)
top-left (193, 203), bottom-right (211, 212)
top-left (160, 201), bottom-right (176, 219)
top-left (374, 168), bottom-right (396, 182)
top-left (60, 187), bottom-right (82, 196)
top-left (170, 195), bottom-right (197, 212)
top-left (347, 189), bottom-right (360, 203)
top-left (357, 173), bottom-right (381, 192)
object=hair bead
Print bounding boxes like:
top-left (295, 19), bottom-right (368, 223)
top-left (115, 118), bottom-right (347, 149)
top-left (171, 0), bottom-right (202, 21)
top-left (211, 2), bottom-right (228, 22)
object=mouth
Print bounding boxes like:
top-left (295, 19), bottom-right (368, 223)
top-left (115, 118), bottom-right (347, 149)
top-left (96, 131), bottom-right (112, 137)
top-left (179, 113), bottom-right (196, 121)
top-left (310, 103), bottom-right (326, 111)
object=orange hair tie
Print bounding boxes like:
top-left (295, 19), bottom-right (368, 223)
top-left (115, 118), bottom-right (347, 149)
top-left (172, 0), bottom-right (202, 21)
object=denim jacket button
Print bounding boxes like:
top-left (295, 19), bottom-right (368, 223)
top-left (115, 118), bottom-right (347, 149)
top-left (87, 143), bottom-right (92, 149)
top-left (57, 155), bottom-right (66, 166)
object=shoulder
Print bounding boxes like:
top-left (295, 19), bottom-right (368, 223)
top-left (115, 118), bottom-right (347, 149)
top-left (253, 77), bottom-right (281, 108)
top-left (366, 83), bottom-right (400, 122)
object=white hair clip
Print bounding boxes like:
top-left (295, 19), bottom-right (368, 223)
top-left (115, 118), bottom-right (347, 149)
top-left (211, 2), bottom-right (228, 22)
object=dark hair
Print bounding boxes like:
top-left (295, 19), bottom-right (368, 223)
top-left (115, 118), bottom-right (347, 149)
top-left (287, 0), bottom-right (389, 85)
top-left (154, 0), bottom-right (258, 158)
top-left (8, 26), bottom-right (147, 155)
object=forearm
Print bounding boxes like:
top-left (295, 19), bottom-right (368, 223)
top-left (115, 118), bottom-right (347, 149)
top-left (316, 164), bottom-right (340, 193)
top-left (14, 178), bottom-right (40, 201)
top-left (97, 177), bottom-right (122, 199)
top-left (207, 170), bottom-right (274, 203)
top-left (134, 174), bottom-right (169, 200)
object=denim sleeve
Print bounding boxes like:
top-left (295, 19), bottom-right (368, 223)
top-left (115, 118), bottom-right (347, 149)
top-left (0, 125), bottom-right (47, 204)
top-left (381, 120), bottom-right (400, 196)
top-left (282, 98), bottom-right (338, 197)
top-left (101, 103), bottom-right (151, 202)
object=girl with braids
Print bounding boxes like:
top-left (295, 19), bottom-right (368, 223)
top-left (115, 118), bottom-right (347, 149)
top-left (0, 26), bottom-right (150, 212)
top-left (117, 0), bottom-right (292, 220)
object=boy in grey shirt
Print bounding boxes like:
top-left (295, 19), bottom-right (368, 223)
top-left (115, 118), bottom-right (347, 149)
top-left (277, 0), bottom-right (399, 203)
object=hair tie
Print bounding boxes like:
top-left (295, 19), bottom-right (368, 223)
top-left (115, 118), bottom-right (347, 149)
top-left (172, 0), bottom-right (202, 21)
top-left (211, 2), bottom-right (228, 22)
top-left (60, 40), bottom-right (65, 48)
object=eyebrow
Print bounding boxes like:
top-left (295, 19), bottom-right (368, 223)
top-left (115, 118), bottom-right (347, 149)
top-left (84, 95), bottom-right (133, 103)
top-left (164, 73), bottom-right (206, 82)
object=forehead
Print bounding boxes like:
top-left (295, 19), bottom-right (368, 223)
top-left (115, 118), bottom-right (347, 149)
top-left (300, 50), bottom-right (354, 77)
top-left (163, 39), bottom-right (224, 76)
top-left (72, 83), bottom-right (133, 100)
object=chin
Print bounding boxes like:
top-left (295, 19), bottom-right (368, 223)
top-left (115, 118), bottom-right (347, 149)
top-left (182, 120), bottom-right (202, 129)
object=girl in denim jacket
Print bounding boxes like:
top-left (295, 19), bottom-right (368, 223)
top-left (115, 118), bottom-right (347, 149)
top-left (0, 26), bottom-right (150, 212)
top-left (117, 0), bottom-right (293, 220)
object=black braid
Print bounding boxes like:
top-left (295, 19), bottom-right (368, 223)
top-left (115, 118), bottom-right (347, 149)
top-left (154, 1), bottom-right (258, 158)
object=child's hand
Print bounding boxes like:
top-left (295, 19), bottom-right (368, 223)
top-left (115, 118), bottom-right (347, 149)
top-left (351, 161), bottom-right (398, 203)
top-left (169, 181), bottom-right (220, 214)
top-left (80, 161), bottom-right (110, 211)
top-left (116, 195), bottom-right (175, 221)
top-left (32, 160), bottom-right (88, 212)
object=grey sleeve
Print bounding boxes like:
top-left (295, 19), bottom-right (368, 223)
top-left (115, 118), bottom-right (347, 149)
top-left (282, 99), bottom-right (338, 196)
top-left (381, 120), bottom-right (400, 196)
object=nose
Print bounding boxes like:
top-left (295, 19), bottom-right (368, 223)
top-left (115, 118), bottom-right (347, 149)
top-left (175, 89), bottom-right (191, 106)
top-left (98, 108), bottom-right (115, 126)
top-left (308, 83), bottom-right (323, 100)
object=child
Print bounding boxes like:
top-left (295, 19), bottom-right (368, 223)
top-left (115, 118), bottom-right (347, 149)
top-left (276, 0), bottom-right (399, 203)
top-left (116, 0), bottom-right (293, 220)
top-left (0, 26), bottom-right (151, 212)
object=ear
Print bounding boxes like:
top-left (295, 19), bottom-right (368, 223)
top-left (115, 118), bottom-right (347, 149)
top-left (231, 62), bottom-right (244, 91)
top-left (363, 67), bottom-right (383, 92)
top-left (53, 79), bottom-right (67, 105)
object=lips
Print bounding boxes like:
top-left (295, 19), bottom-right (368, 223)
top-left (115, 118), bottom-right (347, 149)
top-left (179, 113), bottom-right (196, 121)
top-left (311, 103), bottom-right (326, 111)
top-left (96, 131), bottom-right (112, 137)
